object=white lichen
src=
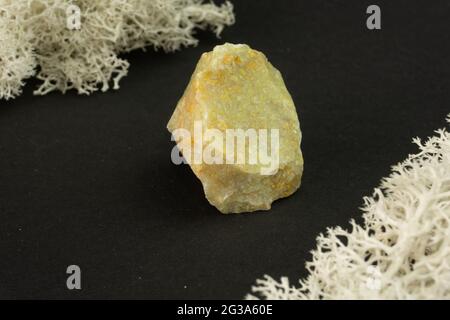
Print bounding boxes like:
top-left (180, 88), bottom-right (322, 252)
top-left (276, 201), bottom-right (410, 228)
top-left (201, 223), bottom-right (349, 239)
top-left (0, 14), bottom-right (36, 100)
top-left (0, 0), bottom-right (235, 99)
top-left (248, 116), bottom-right (450, 300)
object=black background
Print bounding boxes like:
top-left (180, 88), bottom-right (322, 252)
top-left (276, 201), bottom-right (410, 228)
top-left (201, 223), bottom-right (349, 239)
top-left (0, 0), bottom-right (449, 299)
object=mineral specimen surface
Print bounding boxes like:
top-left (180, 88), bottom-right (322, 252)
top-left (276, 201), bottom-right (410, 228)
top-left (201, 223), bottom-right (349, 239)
top-left (167, 43), bottom-right (303, 213)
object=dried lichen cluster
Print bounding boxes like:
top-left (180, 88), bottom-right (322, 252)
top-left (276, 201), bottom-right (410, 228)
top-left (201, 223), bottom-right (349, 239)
top-left (248, 116), bottom-right (450, 299)
top-left (0, 14), bottom-right (36, 100)
top-left (0, 0), bottom-right (234, 100)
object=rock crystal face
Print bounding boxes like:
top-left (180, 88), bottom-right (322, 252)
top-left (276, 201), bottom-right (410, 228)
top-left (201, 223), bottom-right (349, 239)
top-left (167, 43), bottom-right (303, 213)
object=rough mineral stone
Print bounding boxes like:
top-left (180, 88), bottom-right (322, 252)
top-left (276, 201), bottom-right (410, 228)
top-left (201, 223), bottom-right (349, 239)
top-left (167, 43), bottom-right (303, 213)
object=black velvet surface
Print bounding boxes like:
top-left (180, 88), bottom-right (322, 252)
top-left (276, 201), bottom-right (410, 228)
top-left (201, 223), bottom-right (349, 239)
top-left (0, 0), bottom-right (449, 299)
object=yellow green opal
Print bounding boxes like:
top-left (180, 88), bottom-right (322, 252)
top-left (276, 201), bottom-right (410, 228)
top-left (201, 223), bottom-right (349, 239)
top-left (168, 43), bottom-right (303, 213)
